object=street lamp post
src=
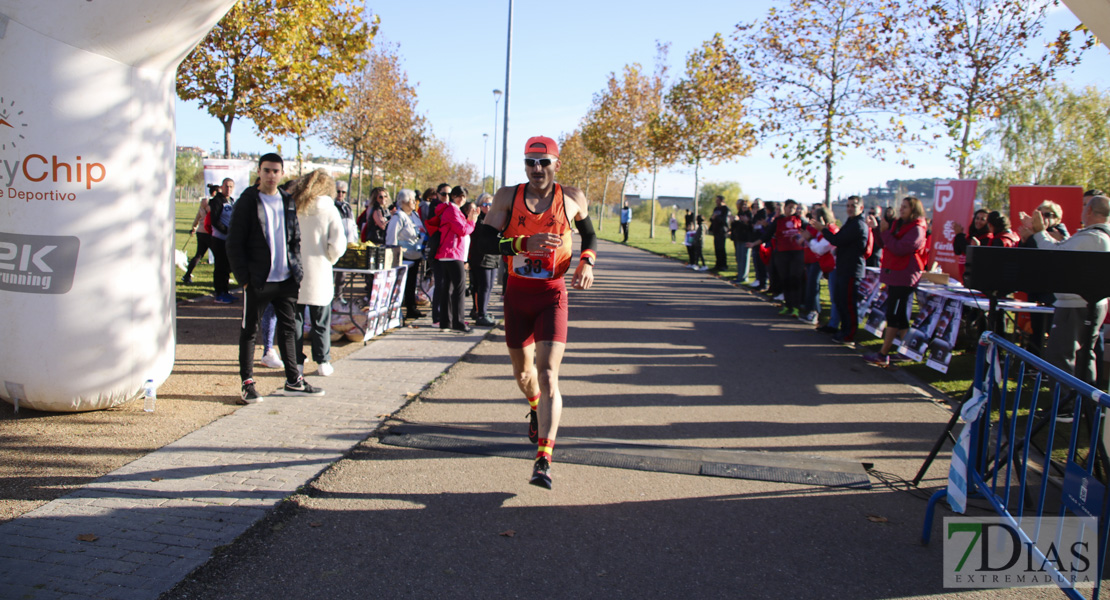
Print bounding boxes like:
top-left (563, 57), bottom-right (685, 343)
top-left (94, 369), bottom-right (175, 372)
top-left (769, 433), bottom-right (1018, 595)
top-left (482, 133), bottom-right (489, 194)
top-left (492, 89), bottom-right (502, 193)
top-left (500, 0), bottom-right (513, 188)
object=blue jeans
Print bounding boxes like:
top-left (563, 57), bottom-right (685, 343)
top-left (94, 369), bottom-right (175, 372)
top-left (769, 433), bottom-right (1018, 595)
top-left (260, 303), bottom-right (277, 352)
top-left (733, 241), bottom-right (751, 281)
top-left (801, 262), bottom-right (822, 314)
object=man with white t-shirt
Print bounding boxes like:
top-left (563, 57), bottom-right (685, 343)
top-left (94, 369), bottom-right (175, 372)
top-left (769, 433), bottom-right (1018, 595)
top-left (226, 153), bottom-right (325, 403)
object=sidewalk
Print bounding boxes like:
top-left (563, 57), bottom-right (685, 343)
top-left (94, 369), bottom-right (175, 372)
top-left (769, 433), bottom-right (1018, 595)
top-left (0, 323), bottom-right (491, 600)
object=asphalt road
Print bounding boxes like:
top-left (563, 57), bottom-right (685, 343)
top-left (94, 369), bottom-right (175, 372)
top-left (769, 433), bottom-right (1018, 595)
top-left (162, 240), bottom-right (1061, 600)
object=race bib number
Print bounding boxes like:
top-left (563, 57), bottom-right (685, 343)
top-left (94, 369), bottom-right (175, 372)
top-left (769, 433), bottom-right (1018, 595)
top-left (511, 252), bottom-right (555, 279)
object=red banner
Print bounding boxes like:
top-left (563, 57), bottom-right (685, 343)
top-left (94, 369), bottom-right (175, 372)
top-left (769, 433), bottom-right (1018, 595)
top-left (929, 179), bottom-right (978, 282)
top-left (1008, 186), bottom-right (1084, 237)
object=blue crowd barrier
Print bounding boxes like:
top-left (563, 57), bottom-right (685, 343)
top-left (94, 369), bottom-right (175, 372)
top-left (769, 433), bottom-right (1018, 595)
top-left (922, 332), bottom-right (1110, 599)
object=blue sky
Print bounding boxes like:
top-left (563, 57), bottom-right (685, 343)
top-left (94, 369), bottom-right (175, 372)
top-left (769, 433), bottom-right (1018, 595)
top-left (174, 0), bottom-right (1110, 202)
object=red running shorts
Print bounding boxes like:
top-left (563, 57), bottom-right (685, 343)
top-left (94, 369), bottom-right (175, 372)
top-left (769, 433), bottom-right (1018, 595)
top-left (503, 275), bottom-right (568, 349)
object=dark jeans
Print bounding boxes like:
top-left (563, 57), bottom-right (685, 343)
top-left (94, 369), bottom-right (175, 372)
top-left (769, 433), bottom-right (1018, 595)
top-left (620, 222), bottom-right (630, 242)
top-left (713, 234), bottom-right (728, 270)
top-left (183, 232), bottom-right (212, 279)
top-left (801, 262), bottom-right (822, 314)
top-left (295, 304), bottom-right (331, 365)
top-left (754, 247), bottom-right (767, 287)
top-left (834, 272), bottom-right (859, 341)
top-left (773, 250), bottom-right (804, 309)
top-left (209, 236), bottom-right (230, 296)
top-left (1045, 304), bottom-right (1109, 387)
top-left (733, 241), bottom-right (751, 281)
top-left (239, 278), bottom-right (300, 384)
top-left (470, 264), bottom-right (495, 317)
top-left (440, 260), bottom-right (466, 329)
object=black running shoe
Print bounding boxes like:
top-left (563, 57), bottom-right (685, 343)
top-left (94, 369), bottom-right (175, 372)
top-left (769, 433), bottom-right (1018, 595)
top-left (240, 379), bottom-right (262, 405)
top-left (284, 377), bottom-right (325, 396)
top-left (530, 457), bottom-right (552, 489)
top-left (527, 409), bottom-right (539, 443)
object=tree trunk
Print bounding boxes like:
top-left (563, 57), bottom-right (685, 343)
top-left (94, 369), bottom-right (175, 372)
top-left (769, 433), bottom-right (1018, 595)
top-left (222, 118), bottom-right (233, 159)
top-left (599, 178), bottom-right (610, 232)
top-left (692, 158), bottom-right (701, 218)
top-left (296, 135), bottom-right (304, 176)
top-left (649, 163), bottom-right (658, 239)
top-left (347, 142), bottom-right (359, 210)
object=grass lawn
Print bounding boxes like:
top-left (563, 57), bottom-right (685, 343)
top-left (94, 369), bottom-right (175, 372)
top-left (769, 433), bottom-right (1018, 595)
top-left (603, 219), bottom-right (976, 400)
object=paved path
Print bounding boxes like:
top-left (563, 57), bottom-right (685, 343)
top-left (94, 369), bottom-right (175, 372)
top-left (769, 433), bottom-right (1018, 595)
top-left (157, 241), bottom-right (1051, 600)
top-left (1, 239), bottom-right (1058, 600)
top-left (0, 322), bottom-right (491, 600)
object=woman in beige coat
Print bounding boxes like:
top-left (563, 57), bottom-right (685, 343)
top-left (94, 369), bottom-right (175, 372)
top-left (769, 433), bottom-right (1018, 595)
top-left (293, 169), bottom-right (347, 377)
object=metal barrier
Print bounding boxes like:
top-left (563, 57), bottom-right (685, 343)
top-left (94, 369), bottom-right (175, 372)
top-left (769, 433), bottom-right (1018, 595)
top-left (921, 332), bottom-right (1110, 599)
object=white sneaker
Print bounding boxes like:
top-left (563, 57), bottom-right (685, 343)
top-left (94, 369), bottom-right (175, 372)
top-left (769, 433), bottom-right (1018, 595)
top-left (748, 281), bottom-right (762, 288)
top-left (317, 362), bottom-right (334, 377)
top-left (260, 348), bottom-right (282, 369)
top-left (773, 293), bottom-right (784, 302)
top-left (805, 311), bottom-right (819, 324)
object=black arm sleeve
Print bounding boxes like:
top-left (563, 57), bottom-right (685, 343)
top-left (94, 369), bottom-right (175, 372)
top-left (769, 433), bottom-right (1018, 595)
top-left (575, 216), bottom-right (597, 254)
top-left (472, 223), bottom-right (502, 256)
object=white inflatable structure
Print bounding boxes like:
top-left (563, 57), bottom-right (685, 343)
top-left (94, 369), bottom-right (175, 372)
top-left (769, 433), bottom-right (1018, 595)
top-left (0, 0), bottom-right (236, 411)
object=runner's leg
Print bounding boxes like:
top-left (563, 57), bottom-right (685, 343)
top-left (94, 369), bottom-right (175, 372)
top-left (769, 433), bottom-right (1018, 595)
top-left (533, 340), bottom-right (565, 442)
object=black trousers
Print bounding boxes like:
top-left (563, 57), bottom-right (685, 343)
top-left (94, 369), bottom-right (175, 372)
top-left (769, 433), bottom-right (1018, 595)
top-left (209, 237), bottom-right (231, 296)
top-left (470, 264), bottom-right (495, 317)
top-left (183, 232), bottom-right (212, 279)
top-left (239, 278), bottom-right (300, 384)
top-left (439, 260), bottom-right (466, 329)
top-left (713, 233), bottom-right (728, 270)
top-left (403, 259), bottom-right (422, 316)
top-left (430, 259), bottom-right (446, 323)
top-left (773, 250), bottom-right (804, 309)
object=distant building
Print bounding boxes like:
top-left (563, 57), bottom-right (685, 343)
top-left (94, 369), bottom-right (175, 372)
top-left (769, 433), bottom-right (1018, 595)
top-left (176, 145), bottom-right (207, 157)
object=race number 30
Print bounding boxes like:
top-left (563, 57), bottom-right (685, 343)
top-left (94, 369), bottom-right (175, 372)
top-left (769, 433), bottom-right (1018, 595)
top-left (0, 232), bottom-right (80, 294)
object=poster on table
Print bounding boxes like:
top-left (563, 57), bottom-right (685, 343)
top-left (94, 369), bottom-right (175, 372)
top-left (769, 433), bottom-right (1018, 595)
top-left (385, 266), bottom-right (407, 330)
top-left (929, 180), bottom-right (978, 282)
top-left (924, 298), bottom-right (964, 373)
top-left (862, 285), bottom-right (889, 336)
top-left (899, 293), bottom-right (946, 361)
top-left (1008, 186), bottom-right (1084, 238)
top-left (856, 270), bottom-right (882, 323)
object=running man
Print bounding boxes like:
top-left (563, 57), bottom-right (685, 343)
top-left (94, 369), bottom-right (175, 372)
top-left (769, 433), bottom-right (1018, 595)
top-left (475, 136), bottom-right (596, 489)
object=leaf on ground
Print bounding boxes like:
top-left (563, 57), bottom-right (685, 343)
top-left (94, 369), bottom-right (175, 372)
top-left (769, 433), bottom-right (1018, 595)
top-left (76, 533), bottom-right (98, 542)
top-left (866, 514), bottom-right (889, 523)
top-left (499, 530), bottom-right (516, 537)
top-left (377, 413), bottom-right (392, 418)
top-left (150, 477), bottom-right (163, 482)
top-left (309, 522), bottom-right (323, 528)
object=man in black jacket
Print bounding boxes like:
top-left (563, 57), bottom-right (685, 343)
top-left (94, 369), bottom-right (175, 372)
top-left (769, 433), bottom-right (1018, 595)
top-left (225, 153), bottom-right (324, 403)
top-left (818, 195), bottom-right (869, 345)
top-left (708, 195), bottom-right (730, 271)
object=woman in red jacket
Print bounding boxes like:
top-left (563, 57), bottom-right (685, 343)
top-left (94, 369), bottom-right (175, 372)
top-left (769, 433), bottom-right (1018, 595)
top-left (864, 196), bottom-right (928, 367)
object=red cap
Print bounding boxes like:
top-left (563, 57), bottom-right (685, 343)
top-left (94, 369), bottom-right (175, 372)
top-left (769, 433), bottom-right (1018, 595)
top-left (524, 136), bottom-right (559, 157)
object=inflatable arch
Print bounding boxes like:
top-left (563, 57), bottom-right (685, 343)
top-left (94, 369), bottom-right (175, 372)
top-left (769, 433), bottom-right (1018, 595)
top-left (0, 1), bottom-right (236, 411)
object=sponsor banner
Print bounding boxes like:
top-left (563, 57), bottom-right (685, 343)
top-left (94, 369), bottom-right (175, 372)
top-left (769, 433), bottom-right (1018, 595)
top-left (1008, 186), bottom-right (1084, 237)
top-left (203, 159), bottom-right (254, 198)
top-left (944, 516), bottom-right (1098, 589)
top-left (0, 231), bottom-right (80, 294)
top-left (929, 180), bottom-right (977, 283)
